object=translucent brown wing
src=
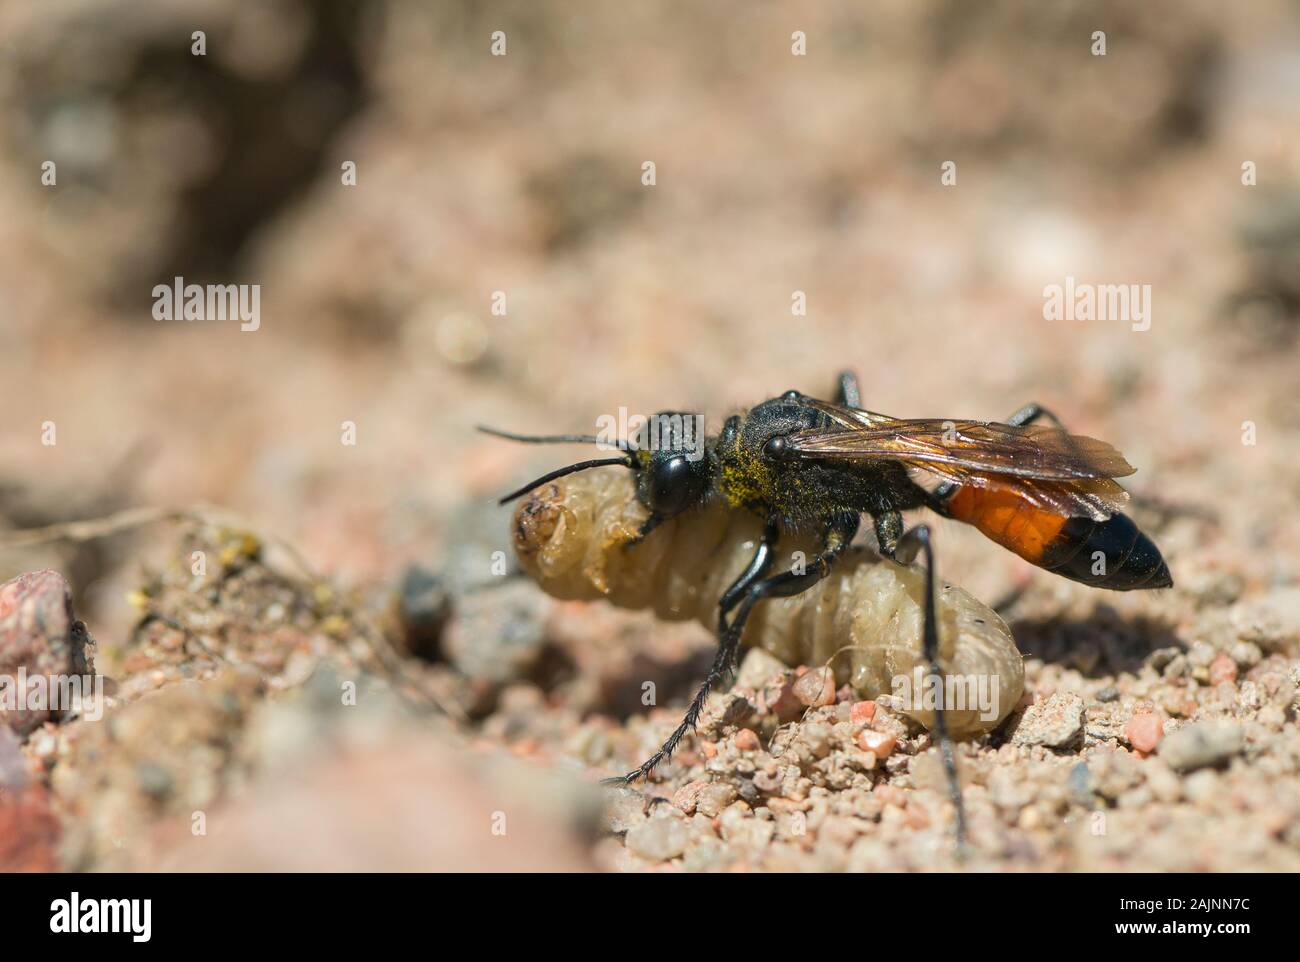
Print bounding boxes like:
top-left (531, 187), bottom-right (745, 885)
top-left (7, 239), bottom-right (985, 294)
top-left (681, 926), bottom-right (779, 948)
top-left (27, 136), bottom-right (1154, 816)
top-left (791, 398), bottom-right (1135, 521)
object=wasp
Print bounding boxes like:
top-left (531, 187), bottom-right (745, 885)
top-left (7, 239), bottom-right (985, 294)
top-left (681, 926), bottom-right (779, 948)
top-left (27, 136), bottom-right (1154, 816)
top-left (482, 371), bottom-right (1172, 842)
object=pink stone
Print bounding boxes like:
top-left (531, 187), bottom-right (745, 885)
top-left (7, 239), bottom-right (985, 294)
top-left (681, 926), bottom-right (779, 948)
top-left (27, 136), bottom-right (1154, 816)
top-left (1126, 710), bottom-right (1165, 753)
top-left (858, 729), bottom-right (897, 759)
top-left (1209, 652), bottom-right (1238, 686)
top-left (850, 701), bottom-right (877, 725)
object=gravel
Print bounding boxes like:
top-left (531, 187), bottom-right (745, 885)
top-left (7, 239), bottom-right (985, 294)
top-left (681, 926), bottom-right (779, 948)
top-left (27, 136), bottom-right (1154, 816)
top-left (1158, 722), bottom-right (1246, 773)
top-left (625, 816), bottom-right (690, 861)
top-left (1011, 691), bottom-right (1086, 749)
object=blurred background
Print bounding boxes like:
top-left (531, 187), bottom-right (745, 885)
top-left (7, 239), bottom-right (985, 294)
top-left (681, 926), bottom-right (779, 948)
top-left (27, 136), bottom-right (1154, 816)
top-left (1, 0), bottom-right (1299, 871)
top-left (3, 0), bottom-right (1299, 611)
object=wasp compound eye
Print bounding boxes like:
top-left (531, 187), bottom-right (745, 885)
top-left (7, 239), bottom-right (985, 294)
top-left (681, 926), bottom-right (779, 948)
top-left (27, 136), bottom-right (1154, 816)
top-left (647, 453), bottom-right (705, 518)
top-left (763, 435), bottom-right (789, 460)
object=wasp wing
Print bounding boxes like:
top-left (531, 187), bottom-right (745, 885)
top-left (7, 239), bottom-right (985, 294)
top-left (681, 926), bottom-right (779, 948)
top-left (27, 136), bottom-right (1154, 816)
top-left (791, 399), bottom-right (1135, 520)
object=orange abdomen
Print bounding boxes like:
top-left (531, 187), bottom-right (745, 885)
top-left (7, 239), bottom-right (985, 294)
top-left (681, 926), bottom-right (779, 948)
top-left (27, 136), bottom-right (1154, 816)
top-left (944, 486), bottom-right (1069, 564)
top-left (943, 485), bottom-right (1173, 590)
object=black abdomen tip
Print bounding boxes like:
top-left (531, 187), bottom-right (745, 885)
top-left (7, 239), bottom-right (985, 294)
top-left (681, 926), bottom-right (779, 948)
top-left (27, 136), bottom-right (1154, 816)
top-left (1045, 512), bottom-right (1173, 591)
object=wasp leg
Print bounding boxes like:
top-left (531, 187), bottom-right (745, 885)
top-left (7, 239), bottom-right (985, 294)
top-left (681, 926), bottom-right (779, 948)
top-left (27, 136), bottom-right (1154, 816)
top-left (716, 517), bottom-right (780, 635)
top-left (835, 370), bottom-right (862, 408)
top-left (888, 524), bottom-right (968, 850)
top-left (722, 511), bottom-right (858, 639)
top-left (603, 513), bottom-right (857, 787)
top-left (873, 509), bottom-right (904, 556)
top-left (621, 513), bottom-right (662, 548)
top-left (933, 403), bottom-right (1062, 503)
top-left (1004, 402), bottom-right (1065, 430)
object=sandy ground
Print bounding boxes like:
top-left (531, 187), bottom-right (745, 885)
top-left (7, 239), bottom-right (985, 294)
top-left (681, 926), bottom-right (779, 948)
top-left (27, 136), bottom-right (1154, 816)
top-left (1, 0), bottom-right (1299, 871)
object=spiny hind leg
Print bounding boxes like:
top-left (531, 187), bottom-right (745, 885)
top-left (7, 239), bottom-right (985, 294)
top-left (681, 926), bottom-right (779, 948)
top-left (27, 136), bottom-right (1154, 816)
top-left (604, 513), bottom-right (857, 786)
top-left (887, 524), bottom-right (968, 850)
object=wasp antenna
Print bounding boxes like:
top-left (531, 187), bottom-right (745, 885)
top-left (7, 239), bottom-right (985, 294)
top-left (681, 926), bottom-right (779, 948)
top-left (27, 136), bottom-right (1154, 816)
top-left (477, 425), bottom-right (634, 452)
top-left (497, 456), bottom-right (635, 506)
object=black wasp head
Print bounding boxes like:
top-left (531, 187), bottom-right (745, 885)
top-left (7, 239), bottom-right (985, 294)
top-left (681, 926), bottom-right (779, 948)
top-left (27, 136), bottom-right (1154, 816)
top-left (633, 411), bottom-right (711, 520)
top-left (479, 410), bottom-right (711, 516)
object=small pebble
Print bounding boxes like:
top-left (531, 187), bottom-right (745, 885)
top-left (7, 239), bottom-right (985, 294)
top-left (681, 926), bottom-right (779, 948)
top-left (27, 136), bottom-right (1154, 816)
top-left (1066, 762), bottom-right (1095, 805)
top-left (1229, 641), bottom-right (1262, 669)
top-left (1011, 691), bottom-right (1085, 748)
top-left (1158, 721), bottom-right (1244, 773)
top-left (733, 728), bottom-right (761, 752)
top-left (134, 762), bottom-right (174, 800)
top-left (710, 693), bottom-right (756, 729)
top-left (857, 730), bottom-right (897, 760)
top-left (792, 666), bottom-right (836, 707)
top-left (1209, 652), bottom-right (1238, 686)
top-left (672, 779), bottom-right (708, 815)
top-left (625, 817), bottom-right (690, 861)
top-left (1183, 768), bottom-right (1220, 805)
top-left (752, 768), bottom-right (782, 793)
top-left (736, 648), bottom-right (787, 690)
top-left (1257, 705), bottom-right (1286, 731)
top-left (760, 679), bottom-right (802, 722)
top-left (696, 782), bottom-right (738, 818)
top-left (1230, 589), bottom-right (1300, 652)
top-left (905, 806), bottom-right (932, 830)
top-left (800, 722), bottom-right (832, 758)
top-left (0, 570), bottom-right (96, 734)
top-left (850, 700), bottom-right (877, 724)
top-left (394, 564), bottom-right (450, 661)
top-left (606, 790), bottom-right (649, 833)
top-left (1146, 764), bottom-right (1183, 804)
top-left (1147, 647), bottom-right (1181, 672)
top-left (874, 783), bottom-right (906, 807)
top-left (1125, 710), bottom-right (1165, 753)
top-left (1095, 686), bottom-right (1120, 703)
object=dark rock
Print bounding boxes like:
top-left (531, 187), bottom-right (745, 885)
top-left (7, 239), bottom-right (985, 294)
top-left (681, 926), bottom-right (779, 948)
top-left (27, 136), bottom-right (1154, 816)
top-left (0, 570), bottom-right (96, 735)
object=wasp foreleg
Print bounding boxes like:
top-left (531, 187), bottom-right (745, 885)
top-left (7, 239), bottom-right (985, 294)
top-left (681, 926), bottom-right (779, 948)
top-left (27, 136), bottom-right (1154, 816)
top-left (603, 512), bottom-right (857, 787)
top-left (716, 517), bottom-right (780, 635)
top-left (622, 513), bottom-right (662, 548)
